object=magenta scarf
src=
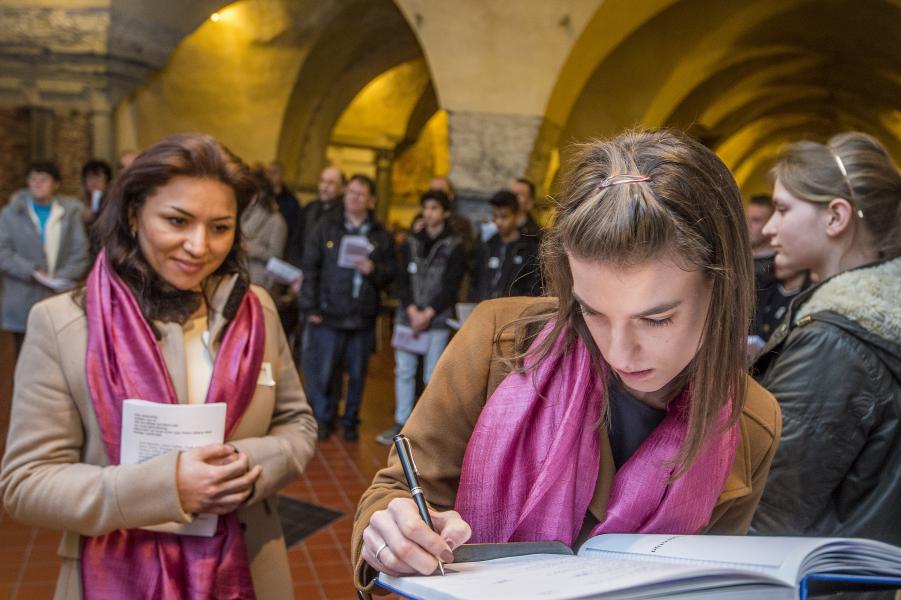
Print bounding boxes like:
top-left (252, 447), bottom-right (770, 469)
top-left (455, 323), bottom-right (739, 546)
top-left (80, 250), bottom-right (264, 599)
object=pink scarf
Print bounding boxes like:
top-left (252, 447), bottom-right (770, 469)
top-left (455, 323), bottom-right (739, 546)
top-left (81, 251), bottom-right (264, 599)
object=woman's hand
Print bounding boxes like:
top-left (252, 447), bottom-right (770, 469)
top-left (362, 497), bottom-right (471, 576)
top-left (175, 444), bottom-right (262, 515)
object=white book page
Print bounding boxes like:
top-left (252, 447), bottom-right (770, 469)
top-left (391, 324), bottom-right (431, 355)
top-left (578, 534), bottom-right (840, 586)
top-left (379, 553), bottom-right (781, 600)
top-left (265, 256), bottom-right (302, 284)
top-left (120, 400), bottom-right (227, 537)
top-left (32, 270), bottom-right (75, 291)
top-left (337, 235), bottom-right (373, 268)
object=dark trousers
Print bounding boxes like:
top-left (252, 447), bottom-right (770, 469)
top-left (12, 332), bottom-right (24, 358)
top-left (302, 323), bottom-right (374, 431)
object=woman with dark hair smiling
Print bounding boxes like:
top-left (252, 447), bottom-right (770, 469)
top-left (0, 133), bottom-right (317, 599)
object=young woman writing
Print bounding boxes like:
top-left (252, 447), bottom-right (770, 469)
top-left (351, 129), bottom-right (781, 595)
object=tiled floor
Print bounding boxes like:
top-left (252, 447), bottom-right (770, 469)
top-left (0, 328), bottom-right (404, 599)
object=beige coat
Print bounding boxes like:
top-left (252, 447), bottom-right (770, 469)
top-left (0, 279), bottom-right (317, 599)
top-left (352, 297), bottom-right (782, 594)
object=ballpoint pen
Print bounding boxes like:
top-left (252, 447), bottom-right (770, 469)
top-left (393, 433), bottom-right (446, 576)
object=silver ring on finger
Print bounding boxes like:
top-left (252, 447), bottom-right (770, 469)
top-left (375, 542), bottom-right (389, 564)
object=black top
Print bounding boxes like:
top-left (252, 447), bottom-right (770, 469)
top-left (298, 210), bottom-right (396, 329)
top-left (396, 225), bottom-right (466, 314)
top-left (469, 233), bottom-right (541, 302)
top-left (751, 258), bottom-right (901, 545)
top-left (607, 382), bottom-right (667, 469)
top-left (752, 278), bottom-right (807, 341)
top-left (275, 188), bottom-right (304, 267)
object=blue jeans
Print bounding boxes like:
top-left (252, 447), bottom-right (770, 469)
top-left (393, 328), bottom-right (451, 425)
top-left (301, 323), bottom-right (374, 430)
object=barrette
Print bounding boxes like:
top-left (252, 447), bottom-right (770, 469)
top-left (828, 149), bottom-right (864, 219)
top-left (599, 174), bottom-right (651, 188)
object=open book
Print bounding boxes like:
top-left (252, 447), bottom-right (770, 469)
top-left (377, 534), bottom-right (901, 599)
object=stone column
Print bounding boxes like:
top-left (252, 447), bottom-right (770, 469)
top-left (89, 90), bottom-right (115, 163)
top-left (447, 110), bottom-right (560, 220)
top-left (374, 149), bottom-right (393, 223)
top-left (28, 107), bottom-right (55, 162)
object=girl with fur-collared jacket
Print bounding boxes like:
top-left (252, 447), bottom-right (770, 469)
top-left (751, 132), bottom-right (901, 547)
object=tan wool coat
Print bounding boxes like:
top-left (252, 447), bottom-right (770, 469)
top-left (352, 297), bottom-right (782, 594)
top-left (0, 279), bottom-right (317, 600)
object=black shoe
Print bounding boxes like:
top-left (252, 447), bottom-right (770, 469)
top-left (317, 423), bottom-right (332, 441)
top-left (342, 427), bottom-right (358, 442)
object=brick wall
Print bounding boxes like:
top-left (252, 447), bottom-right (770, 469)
top-left (0, 108), bottom-right (32, 206)
top-left (54, 111), bottom-right (92, 199)
top-left (0, 108), bottom-right (92, 207)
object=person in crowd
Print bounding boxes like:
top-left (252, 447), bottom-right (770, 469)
top-left (509, 176), bottom-right (543, 239)
top-left (263, 162), bottom-right (304, 355)
top-left (745, 194), bottom-right (777, 279)
top-left (303, 165), bottom-right (346, 251)
top-left (751, 132), bottom-right (901, 545)
top-left (265, 161), bottom-right (304, 267)
top-left (117, 149), bottom-right (140, 172)
top-left (296, 165), bottom-right (347, 399)
top-left (300, 174), bottom-right (396, 442)
top-left (470, 190), bottom-right (541, 301)
top-left (241, 171), bottom-right (288, 293)
top-left (81, 158), bottom-right (113, 225)
top-left (749, 261), bottom-right (809, 345)
top-left (0, 133), bottom-right (317, 599)
top-left (377, 190), bottom-right (466, 445)
top-left (423, 176), bottom-right (474, 254)
top-left (352, 130), bottom-right (781, 594)
top-left (0, 162), bottom-right (89, 356)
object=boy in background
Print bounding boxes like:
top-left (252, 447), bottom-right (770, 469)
top-left (377, 190), bottom-right (465, 445)
top-left (470, 190), bottom-right (541, 301)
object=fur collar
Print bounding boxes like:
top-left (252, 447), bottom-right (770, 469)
top-left (796, 257), bottom-right (901, 345)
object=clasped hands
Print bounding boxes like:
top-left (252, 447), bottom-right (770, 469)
top-left (406, 305), bottom-right (435, 334)
top-left (362, 497), bottom-right (472, 576)
top-left (175, 444), bottom-right (261, 515)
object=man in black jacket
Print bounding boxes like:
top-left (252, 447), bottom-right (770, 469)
top-left (300, 174), bottom-right (396, 441)
top-left (470, 190), bottom-right (541, 301)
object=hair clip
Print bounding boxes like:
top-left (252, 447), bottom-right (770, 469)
top-left (599, 174), bottom-right (651, 189)
top-left (828, 148), bottom-right (860, 217)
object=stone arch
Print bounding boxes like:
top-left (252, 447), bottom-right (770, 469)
top-left (546, 0), bottom-right (901, 194)
top-left (275, 0), bottom-right (434, 191)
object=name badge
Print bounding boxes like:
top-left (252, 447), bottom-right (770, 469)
top-left (407, 262), bottom-right (418, 274)
top-left (488, 257), bottom-right (501, 270)
top-left (257, 362), bottom-right (275, 386)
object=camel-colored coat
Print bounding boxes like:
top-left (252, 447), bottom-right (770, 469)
top-left (352, 297), bottom-right (782, 595)
top-left (0, 280), bottom-right (317, 599)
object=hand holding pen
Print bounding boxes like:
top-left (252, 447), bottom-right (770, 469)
top-left (362, 434), bottom-right (471, 577)
top-left (394, 434), bottom-right (446, 575)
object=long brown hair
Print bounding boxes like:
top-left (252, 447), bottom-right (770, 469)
top-left (773, 131), bottom-right (901, 260)
top-left (505, 129), bottom-right (753, 476)
top-left (92, 133), bottom-right (257, 323)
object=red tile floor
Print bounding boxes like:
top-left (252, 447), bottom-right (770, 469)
top-left (0, 328), bottom-right (404, 599)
